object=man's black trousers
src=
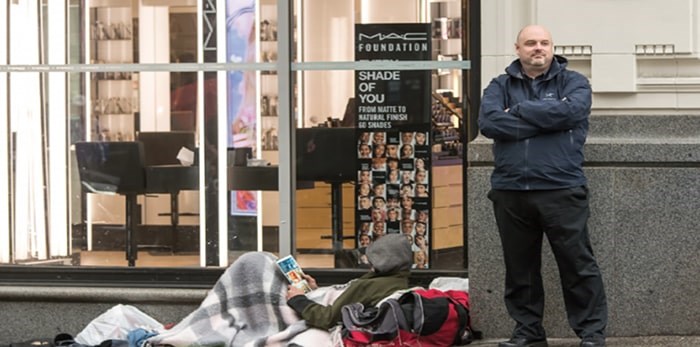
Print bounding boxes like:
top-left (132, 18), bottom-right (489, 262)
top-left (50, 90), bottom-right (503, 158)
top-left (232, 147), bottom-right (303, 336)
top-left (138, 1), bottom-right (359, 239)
top-left (488, 187), bottom-right (608, 340)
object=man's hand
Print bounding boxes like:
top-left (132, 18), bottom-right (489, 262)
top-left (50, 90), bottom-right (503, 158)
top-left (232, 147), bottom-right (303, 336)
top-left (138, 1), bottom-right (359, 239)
top-left (286, 285), bottom-right (306, 300)
top-left (302, 274), bottom-right (318, 290)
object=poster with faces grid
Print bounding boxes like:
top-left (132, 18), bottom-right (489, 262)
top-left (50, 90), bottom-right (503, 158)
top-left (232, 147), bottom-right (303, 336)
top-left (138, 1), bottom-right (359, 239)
top-left (354, 23), bottom-right (432, 269)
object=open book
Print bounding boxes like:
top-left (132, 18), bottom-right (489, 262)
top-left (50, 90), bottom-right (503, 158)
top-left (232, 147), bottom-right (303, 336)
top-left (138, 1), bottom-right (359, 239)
top-left (276, 255), bottom-right (312, 293)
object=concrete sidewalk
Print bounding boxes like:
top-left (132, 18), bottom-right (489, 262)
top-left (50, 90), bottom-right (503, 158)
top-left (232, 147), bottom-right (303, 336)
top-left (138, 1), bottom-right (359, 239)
top-left (468, 336), bottom-right (700, 346)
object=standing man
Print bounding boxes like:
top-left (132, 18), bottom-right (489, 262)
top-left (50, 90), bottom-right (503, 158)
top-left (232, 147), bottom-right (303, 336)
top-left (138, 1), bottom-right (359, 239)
top-left (478, 25), bottom-right (608, 347)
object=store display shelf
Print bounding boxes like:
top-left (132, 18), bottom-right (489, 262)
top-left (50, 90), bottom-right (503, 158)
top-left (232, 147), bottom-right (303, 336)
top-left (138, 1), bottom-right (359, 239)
top-left (433, 121), bottom-right (453, 128)
top-left (431, 95), bottom-right (462, 123)
top-left (434, 134), bottom-right (460, 142)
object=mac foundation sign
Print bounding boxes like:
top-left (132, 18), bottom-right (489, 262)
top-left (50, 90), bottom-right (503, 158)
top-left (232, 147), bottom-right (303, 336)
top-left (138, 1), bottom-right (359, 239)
top-left (354, 23), bottom-right (432, 270)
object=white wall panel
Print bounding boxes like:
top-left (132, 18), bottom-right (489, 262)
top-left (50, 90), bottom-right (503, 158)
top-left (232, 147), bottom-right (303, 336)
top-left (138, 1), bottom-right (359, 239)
top-left (536, 0), bottom-right (695, 54)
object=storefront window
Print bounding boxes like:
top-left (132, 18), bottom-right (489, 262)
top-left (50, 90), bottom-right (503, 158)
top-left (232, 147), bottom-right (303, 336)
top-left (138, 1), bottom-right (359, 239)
top-left (0, 0), bottom-right (472, 279)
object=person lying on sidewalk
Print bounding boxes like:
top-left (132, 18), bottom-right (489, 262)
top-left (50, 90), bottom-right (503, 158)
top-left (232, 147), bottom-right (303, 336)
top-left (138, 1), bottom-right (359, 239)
top-left (286, 233), bottom-right (413, 330)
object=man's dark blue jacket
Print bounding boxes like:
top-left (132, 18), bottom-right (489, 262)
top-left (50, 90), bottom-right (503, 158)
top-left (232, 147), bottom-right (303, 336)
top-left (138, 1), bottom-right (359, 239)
top-left (478, 55), bottom-right (591, 190)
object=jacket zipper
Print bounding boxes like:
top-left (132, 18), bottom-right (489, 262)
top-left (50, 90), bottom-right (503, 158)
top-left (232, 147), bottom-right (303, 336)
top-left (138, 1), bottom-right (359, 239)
top-left (524, 138), bottom-right (530, 190)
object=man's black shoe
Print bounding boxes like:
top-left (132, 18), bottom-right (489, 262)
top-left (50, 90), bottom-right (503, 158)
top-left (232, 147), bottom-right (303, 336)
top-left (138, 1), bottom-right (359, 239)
top-left (580, 337), bottom-right (606, 347)
top-left (498, 337), bottom-right (548, 347)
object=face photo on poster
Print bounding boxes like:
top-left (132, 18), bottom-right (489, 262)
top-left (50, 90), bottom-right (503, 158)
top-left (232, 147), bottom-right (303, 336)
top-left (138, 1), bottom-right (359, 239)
top-left (400, 170), bottom-right (414, 185)
top-left (372, 143), bottom-right (386, 158)
top-left (358, 195), bottom-right (372, 211)
top-left (400, 143), bottom-right (414, 159)
top-left (401, 183), bottom-right (414, 197)
top-left (358, 142), bottom-right (371, 158)
top-left (387, 158), bottom-right (400, 173)
top-left (371, 131), bottom-right (386, 146)
top-left (414, 168), bottom-right (428, 185)
top-left (371, 221), bottom-right (386, 239)
top-left (372, 183), bottom-right (386, 197)
top-left (358, 131), bottom-right (370, 142)
top-left (415, 182), bottom-right (429, 197)
top-left (371, 157), bottom-right (386, 171)
top-left (401, 131), bottom-right (415, 145)
top-left (386, 143), bottom-right (399, 158)
top-left (387, 169), bottom-right (400, 184)
top-left (372, 196), bottom-right (386, 210)
top-left (358, 182), bottom-right (372, 197)
top-left (358, 169), bottom-right (371, 185)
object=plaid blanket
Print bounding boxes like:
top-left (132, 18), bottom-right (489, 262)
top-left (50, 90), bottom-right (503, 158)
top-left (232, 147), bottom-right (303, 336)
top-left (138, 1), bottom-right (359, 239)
top-left (146, 252), bottom-right (308, 347)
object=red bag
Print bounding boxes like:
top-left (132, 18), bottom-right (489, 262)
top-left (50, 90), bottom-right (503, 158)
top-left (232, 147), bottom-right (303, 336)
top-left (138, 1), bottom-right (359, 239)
top-left (397, 289), bottom-right (477, 347)
top-left (340, 289), bottom-right (478, 347)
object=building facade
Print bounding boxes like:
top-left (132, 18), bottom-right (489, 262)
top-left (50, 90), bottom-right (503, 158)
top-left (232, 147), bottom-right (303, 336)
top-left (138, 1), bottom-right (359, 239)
top-left (0, 0), bottom-right (699, 342)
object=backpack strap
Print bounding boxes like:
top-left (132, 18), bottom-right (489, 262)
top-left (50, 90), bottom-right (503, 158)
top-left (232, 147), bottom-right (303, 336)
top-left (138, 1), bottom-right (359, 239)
top-left (449, 297), bottom-right (470, 345)
top-left (397, 290), bottom-right (425, 334)
top-left (444, 294), bottom-right (482, 344)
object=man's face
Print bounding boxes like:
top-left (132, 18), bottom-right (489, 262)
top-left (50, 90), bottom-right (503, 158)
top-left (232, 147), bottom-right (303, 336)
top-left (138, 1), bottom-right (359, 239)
top-left (515, 25), bottom-right (553, 75)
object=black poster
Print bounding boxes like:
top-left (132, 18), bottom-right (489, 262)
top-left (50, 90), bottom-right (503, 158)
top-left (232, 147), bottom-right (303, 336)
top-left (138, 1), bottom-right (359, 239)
top-left (354, 23), bottom-right (432, 270)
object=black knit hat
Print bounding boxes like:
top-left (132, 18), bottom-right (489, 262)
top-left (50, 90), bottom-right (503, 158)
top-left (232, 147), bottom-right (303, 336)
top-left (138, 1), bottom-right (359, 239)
top-left (366, 234), bottom-right (413, 273)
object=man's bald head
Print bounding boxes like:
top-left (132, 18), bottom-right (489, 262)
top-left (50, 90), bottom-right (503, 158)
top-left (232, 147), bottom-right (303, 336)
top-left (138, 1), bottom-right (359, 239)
top-left (515, 25), bottom-right (554, 78)
top-left (516, 25), bottom-right (553, 45)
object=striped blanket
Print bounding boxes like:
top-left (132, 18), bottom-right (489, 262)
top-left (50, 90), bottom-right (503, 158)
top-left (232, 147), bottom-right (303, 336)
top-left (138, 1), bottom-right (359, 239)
top-left (146, 252), bottom-right (310, 347)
